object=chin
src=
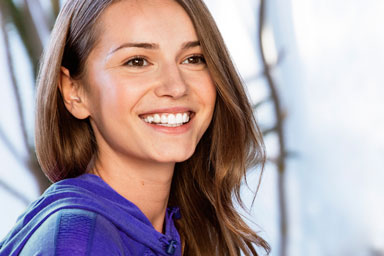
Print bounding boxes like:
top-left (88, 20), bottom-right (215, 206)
top-left (153, 147), bottom-right (195, 163)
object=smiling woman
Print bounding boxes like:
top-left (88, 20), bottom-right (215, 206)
top-left (0, 0), bottom-right (269, 255)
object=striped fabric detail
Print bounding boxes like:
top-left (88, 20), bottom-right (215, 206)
top-left (55, 211), bottom-right (96, 256)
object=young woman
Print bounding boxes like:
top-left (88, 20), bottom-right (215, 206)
top-left (0, 0), bottom-right (270, 255)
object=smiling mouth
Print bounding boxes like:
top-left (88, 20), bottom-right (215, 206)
top-left (140, 111), bottom-right (194, 127)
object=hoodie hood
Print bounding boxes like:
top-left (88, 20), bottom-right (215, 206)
top-left (0, 174), bottom-right (181, 256)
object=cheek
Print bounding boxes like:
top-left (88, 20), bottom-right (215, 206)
top-left (91, 75), bottom-right (147, 115)
top-left (195, 75), bottom-right (216, 135)
top-left (187, 70), bottom-right (216, 104)
top-left (200, 75), bottom-right (217, 110)
top-left (208, 82), bottom-right (217, 107)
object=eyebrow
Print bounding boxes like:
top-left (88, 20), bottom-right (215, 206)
top-left (108, 40), bottom-right (201, 56)
top-left (181, 41), bottom-right (200, 49)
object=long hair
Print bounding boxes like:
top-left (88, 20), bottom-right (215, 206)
top-left (35, 0), bottom-right (270, 255)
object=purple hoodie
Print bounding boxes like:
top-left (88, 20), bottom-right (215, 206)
top-left (0, 174), bottom-right (182, 256)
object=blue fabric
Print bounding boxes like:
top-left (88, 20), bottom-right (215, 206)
top-left (0, 174), bottom-right (182, 256)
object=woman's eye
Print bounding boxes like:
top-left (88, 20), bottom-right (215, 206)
top-left (125, 57), bottom-right (149, 67)
top-left (182, 55), bottom-right (206, 65)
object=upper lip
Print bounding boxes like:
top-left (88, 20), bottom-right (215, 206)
top-left (138, 107), bottom-right (194, 116)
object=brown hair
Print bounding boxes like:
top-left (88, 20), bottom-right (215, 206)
top-left (35, 0), bottom-right (270, 255)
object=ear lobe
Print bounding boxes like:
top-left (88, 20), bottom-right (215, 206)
top-left (58, 67), bottom-right (90, 120)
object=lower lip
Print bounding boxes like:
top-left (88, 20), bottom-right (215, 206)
top-left (142, 117), bottom-right (194, 134)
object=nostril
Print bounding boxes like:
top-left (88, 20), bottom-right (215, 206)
top-left (155, 70), bottom-right (188, 98)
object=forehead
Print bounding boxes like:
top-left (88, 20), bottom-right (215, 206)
top-left (95, 0), bottom-right (198, 46)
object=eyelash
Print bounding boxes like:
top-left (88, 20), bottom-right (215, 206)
top-left (124, 56), bottom-right (149, 67)
top-left (182, 55), bottom-right (206, 65)
top-left (123, 55), bottom-right (206, 67)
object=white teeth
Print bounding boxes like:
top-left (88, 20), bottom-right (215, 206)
top-left (168, 114), bottom-right (176, 125)
top-left (154, 114), bottom-right (161, 123)
top-left (142, 112), bottom-right (191, 126)
top-left (182, 113), bottom-right (189, 123)
top-left (176, 113), bottom-right (183, 124)
top-left (161, 115), bottom-right (168, 124)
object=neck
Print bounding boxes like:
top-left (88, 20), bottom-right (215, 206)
top-left (91, 153), bottom-right (175, 233)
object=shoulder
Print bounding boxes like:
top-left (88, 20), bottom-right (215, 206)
top-left (20, 208), bottom-right (124, 256)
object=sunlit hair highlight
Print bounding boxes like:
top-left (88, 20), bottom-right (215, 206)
top-left (35, 0), bottom-right (270, 255)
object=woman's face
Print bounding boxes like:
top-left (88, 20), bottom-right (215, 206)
top-left (79, 0), bottom-right (216, 165)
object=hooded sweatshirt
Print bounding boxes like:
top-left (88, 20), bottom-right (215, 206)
top-left (0, 174), bottom-right (182, 256)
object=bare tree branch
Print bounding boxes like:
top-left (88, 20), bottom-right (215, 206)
top-left (0, 125), bottom-right (25, 164)
top-left (1, 0), bottom-right (43, 77)
top-left (245, 48), bottom-right (286, 84)
top-left (0, 127), bottom-right (46, 195)
top-left (27, 152), bottom-right (51, 194)
top-left (0, 9), bottom-right (30, 153)
top-left (50, 0), bottom-right (61, 22)
top-left (0, 179), bottom-right (30, 206)
top-left (252, 96), bottom-right (272, 110)
top-left (24, 0), bottom-right (51, 47)
top-left (257, 1), bottom-right (288, 255)
top-left (262, 126), bottom-right (278, 137)
top-left (0, 4), bottom-right (51, 194)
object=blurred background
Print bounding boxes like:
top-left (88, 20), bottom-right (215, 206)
top-left (0, 0), bottom-right (383, 255)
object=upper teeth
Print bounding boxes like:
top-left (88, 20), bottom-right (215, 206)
top-left (143, 112), bottom-right (190, 126)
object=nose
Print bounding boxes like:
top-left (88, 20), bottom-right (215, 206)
top-left (154, 63), bottom-right (188, 99)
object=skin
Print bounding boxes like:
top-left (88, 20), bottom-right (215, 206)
top-left (59, 0), bottom-right (216, 233)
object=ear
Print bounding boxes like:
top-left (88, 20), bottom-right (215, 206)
top-left (58, 67), bottom-right (90, 119)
